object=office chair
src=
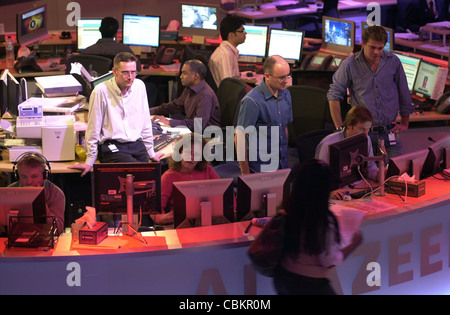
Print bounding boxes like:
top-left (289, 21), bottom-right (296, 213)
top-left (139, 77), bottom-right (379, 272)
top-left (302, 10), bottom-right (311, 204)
top-left (217, 77), bottom-right (247, 128)
top-left (177, 46), bottom-right (217, 97)
top-left (66, 54), bottom-right (112, 77)
top-left (294, 129), bottom-right (334, 165)
top-left (287, 85), bottom-right (334, 145)
top-left (280, 0), bottom-right (339, 39)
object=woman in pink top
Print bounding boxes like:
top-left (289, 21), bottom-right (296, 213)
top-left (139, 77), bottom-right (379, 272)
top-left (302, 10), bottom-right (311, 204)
top-left (274, 159), bottom-right (363, 295)
top-left (154, 133), bottom-right (220, 225)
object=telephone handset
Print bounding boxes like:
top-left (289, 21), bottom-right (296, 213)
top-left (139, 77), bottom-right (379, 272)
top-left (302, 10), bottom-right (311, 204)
top-left (155, 45), bottom-right (177, 65)
top-left (299, 54), bottom-right (333, 70)
top-left (435, 91), bottom-right (450, 114)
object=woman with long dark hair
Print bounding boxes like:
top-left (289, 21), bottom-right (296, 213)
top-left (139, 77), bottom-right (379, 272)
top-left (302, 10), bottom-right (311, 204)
top-left (274, 159), bottom-right (363, 295)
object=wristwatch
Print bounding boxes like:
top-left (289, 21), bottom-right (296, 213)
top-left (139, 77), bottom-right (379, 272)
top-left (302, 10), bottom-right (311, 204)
top-left (336, 126), bottom-right (344, 132)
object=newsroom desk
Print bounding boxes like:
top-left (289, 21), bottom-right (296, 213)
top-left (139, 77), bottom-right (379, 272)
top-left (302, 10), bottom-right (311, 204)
top-left (0, 176), bottom-right (449, 295)
top-left (233, 0), bottom-right (397, 22)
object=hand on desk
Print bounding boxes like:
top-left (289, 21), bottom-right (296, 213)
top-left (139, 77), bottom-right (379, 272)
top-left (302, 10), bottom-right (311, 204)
top-left (152, 115), bottom-right (170, 127)
top-left (152, 152), bottom-right (165, 162)
top-left (67, 164), bottom-right (92, 177)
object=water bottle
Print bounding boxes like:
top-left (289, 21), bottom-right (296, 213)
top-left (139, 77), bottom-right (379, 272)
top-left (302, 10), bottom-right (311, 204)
top-left (343, 191), bottom-right (352, 201)
top-left (5, 36), bottom-right (15, 68)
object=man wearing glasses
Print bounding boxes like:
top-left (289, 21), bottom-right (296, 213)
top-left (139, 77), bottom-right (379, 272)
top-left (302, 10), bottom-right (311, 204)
top-left (69, 52), bottom-right (162, 176)
top-left (235, 55), bottom-right (293, 174)
top-left (209, 15), bottom-right (247, 88)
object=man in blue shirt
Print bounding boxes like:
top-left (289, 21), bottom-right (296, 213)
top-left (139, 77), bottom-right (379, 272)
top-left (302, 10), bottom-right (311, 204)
top-left (328, 26), bottom-right (413, 158)
top-left (235, 55), bottom-right (293, 174)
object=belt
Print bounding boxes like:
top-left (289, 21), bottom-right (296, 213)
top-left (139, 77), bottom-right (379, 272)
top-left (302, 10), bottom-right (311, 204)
top-left (370, 126), bottom-right (390, 134)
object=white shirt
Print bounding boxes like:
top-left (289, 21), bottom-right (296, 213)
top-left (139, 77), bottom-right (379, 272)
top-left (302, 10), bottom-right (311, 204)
top-left (208, 40), bottom-right (240, 87)
top-left (84, 77), bottom-right (155, 166)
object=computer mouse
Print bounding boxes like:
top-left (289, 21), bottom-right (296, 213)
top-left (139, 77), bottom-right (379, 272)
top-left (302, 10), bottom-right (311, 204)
top-left (246, 72), bottom-right (254, 77)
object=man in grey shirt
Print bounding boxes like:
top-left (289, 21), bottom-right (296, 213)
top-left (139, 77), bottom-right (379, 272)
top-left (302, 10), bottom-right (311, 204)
top-left (328, 26), bottom-right (414, 157)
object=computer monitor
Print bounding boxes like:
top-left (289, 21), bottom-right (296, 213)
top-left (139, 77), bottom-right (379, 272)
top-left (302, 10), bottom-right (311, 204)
top-left (16, 3), bottom-right (49, 47)
top-left (361, 21), bottom-right (394, 52)
top-left (413, 60), bottom-right (441, 100)
top-left (122, 14), bottom-right (161, 48)
top-left (386, 149), bottom-right (429, 180)
top-left (322, 16), bottom-right (355, 56)
top-left (76, 18), bottom-right (102, 51)
top-left (93, 163), bottom-right (162, 216)
top-left (0, 187), bottom-right (46, 236)
top-left (237, 24), bottom-right (269, 62)
top-left (329, 133), bottom-right (369, 190)
top-left (0, 70), bottom-right (8, 117)
top-left (267, 29), bottom-right (304, 64)
top-left (236, 169), bottom-right (291, 221)
top-left (172, 178), bottom-right (234, 229)
top-left (179, 3), bottom-right (220, 42)
top-left (422, 135), bottom-right (450, 177)
top-left (6, 70), bottom-right (22, 117)
top-left (393, 52), bottom-right (422, 92)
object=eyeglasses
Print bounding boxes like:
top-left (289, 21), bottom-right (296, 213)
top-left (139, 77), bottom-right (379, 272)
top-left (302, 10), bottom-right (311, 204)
top-left (234, 29), bottom-right (246, 34)
top-left (117, 70), bottom-right (138, 77)
top-left (268, 73), bottom-right (291, 81)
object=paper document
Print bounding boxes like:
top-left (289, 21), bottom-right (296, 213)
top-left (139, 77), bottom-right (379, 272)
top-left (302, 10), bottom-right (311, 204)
top-left (425, 21), bottom-right (450, 29)
top-left (395, 32), bottom-right (420, 40)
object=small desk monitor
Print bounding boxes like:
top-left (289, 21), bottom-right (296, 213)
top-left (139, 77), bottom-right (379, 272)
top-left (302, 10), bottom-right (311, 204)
top-left (423, 135), bottom-right (450, 177)
top-left (16, 3), bottom-right (49, 47)
top-left (361, 21), bottom-right (394, 52)
top-left (172, 178), bottom-right (234, 229)
top-left (122, 14), bottom-right (161, 48)
top-left (0, 70), bottom-right (8, 117)
top-left (238, 24), bottom-right (269, 62)
top-left (322, 16), bottom-right (355, 56)
top-left (6, 70), bottom-right (22, 117)
top-left (76, 18), bottom-right (102, 50)
top-left (93, 163), bottom-right (161, 216)
top-left (386, 149), bottom-right (429, 180)
top-left (393, 52), bottom-right (422, 92)
top-left (179, 3), bottom-right (220, 42)
top-left (267, 29), bottom-right (304, 64)
top-left (0, 187), bottom-right (46, 236)
top-left (236, 169), bottom-right (291, 221)
top-left (412, 60), bottom-right (441, 100)
top-left (329, 133), bottom-right (369, 190)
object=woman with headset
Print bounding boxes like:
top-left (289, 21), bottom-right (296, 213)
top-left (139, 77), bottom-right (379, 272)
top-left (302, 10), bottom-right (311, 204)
top-left (9, 152), bottom-right (65, 234)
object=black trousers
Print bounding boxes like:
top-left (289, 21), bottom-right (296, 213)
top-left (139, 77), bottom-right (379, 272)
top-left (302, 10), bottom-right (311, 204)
top-left (273, 266), bottom-right (336, 295)
top-left (98, 139), bottom-right (149, 163)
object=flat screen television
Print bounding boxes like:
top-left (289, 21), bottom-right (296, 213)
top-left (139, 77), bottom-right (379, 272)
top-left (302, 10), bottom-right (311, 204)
top-left (122, 14), bottom-right (161, 48)
top-left (360, 21), bottom-right (394, 52)
top-left (386, 149), bottom-right (429, 180)
top-left (393, 52), bottom-right (422, 92)
top-left (322, 16), bottom-right (355, 56)
top-left (237, 24), bottom-right (268, 62)
top-left (172, 178), bottom-right (234, 229)
top-left (422, 135), bottom-right (450, 177)
top-left (93, 163), bottom-right (162, 216)
top-left (76, 18), bottom-right (102, 50)
top-left (236, 169), bottom-right (291, 221)
top-left (16, 3), bottom-right (50, 47)
top-left (0, 187), bottom-right (46, 236)
top-left (267, 28), bottom-right (304, 64)
top-left (413, 60), bottom-right (441, 100)
top-left (329, 133), bottom-right (369, 190)
top-left (179, 3), bottom-right (220, 42)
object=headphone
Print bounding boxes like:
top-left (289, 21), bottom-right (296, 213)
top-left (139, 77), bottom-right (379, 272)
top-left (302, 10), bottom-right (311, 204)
top-left (12, 152), bottom-right (51, 181)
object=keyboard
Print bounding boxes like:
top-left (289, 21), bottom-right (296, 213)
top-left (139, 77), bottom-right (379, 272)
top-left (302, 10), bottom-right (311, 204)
top-left (154, 133), bottom-right (174, 152)
top-left (412, 98), bottom-right (434, 111)
top-left (239, 64), bottom-right (256, 72)
top-left (276, 2), bottom-right (308, 10)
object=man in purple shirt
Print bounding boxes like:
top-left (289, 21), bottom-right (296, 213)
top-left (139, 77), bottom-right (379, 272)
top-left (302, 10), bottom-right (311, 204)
top-left (150, 59), bottom-right (221, 131)
top-left (328, 26), bottom-right (413, 158)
